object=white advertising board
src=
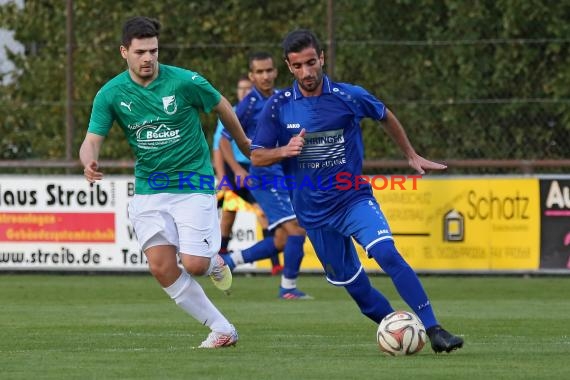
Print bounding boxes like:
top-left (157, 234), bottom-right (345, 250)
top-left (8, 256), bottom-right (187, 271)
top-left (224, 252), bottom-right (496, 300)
top-left (0, 175), bottom-right (259, 271)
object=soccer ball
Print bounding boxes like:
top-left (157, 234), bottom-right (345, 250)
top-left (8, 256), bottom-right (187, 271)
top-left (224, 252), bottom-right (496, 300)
top-left (377, 311), bottom-right (427, 356)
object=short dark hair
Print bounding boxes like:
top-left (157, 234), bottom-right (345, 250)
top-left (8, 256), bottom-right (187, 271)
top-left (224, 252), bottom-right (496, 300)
top-left (282, 29), bottom-right (322, 61)
top-left (248, 51), bottom-right (273, 71)
top-left (121, 16), bottom-right (160, 48)
top-left (237, 75), bottom-right (251, 83)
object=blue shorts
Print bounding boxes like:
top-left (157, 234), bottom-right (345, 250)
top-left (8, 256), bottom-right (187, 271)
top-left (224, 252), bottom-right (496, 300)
top-left (306, 198), bottom-right (393, 285)
top-left (249, 176), bottom-right (296, 230)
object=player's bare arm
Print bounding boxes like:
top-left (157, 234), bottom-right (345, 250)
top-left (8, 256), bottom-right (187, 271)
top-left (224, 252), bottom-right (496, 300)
top-left (219, 136), bottom-right (249, 188)
top-left (212, 148), bottom-right (226, 180)
top-left (381, 110), bottom-right (447, 175)
top-left (214, 96), bottom-right (251, 158)
top-left (79, 132), bottom-right (105, 183)
top-left (251, 129), bottom-right (306, 167)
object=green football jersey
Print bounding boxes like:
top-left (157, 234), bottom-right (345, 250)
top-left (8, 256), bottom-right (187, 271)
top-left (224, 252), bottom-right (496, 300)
top-left (88, 64), bottom-right (220, 194)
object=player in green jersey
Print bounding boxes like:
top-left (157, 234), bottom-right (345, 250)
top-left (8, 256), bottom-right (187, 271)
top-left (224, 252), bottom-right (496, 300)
top-left (79, 16), bottom-right (249, 348)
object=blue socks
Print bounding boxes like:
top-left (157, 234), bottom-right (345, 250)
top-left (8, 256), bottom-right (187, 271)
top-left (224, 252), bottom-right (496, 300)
top-left (368, 240), bottom-right (438, 329)
top-left (242, 237), bottom-right (279, 263)
top-left (283, 235), bottom-right (305, 279)
top-left (344, 269), bottom-right (394, 323)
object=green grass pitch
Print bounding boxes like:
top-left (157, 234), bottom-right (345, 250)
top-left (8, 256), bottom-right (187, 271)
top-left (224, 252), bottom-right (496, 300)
top-left (0, 274), bottom-right (568, 379)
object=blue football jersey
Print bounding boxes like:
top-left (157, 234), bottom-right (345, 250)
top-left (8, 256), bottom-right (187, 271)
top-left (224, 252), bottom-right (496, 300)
top-left (224, 86), bottom-right (283, 177)
top-left (213, 106), bottom-right (250, 164)
top-left (252, 75), bottom-right (386, 228)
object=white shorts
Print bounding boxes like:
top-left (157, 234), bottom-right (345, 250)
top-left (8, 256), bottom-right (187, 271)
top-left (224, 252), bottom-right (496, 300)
top-left (127, 193), bottom-right (221, 258)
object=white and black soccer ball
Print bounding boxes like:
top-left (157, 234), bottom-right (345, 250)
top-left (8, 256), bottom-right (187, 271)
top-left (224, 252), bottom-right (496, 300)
top-left (377, 311), bottom-right (427, 356)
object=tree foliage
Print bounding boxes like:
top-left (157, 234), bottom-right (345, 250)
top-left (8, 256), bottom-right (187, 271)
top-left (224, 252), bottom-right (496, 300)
top-left (0, 0), bottom-right (568, 172)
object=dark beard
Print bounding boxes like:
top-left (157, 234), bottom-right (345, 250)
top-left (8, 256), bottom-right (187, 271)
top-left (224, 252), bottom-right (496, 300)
top-left (298, 73), bottom-right (322, 94)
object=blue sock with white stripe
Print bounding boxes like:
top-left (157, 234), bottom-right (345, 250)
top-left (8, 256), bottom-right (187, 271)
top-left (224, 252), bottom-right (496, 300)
top-left (369, 240), bottom-right (438, 329)
top-left (344, 269), bottom-right (394, 323)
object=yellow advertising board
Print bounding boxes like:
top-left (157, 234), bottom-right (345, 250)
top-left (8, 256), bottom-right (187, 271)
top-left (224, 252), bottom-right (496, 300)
top-left (255, 177), bottom-right (541, 272)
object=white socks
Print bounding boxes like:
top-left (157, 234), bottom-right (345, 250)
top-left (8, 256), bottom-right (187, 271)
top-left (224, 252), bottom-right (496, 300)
top-left (163, 271), bottom-right (232, 333)
top-left (230, 250), bottom-right (245, 265)
top-left (281, 276), bottom-right (297, 289)
top-left (205, 255), bottom-right (217, 276)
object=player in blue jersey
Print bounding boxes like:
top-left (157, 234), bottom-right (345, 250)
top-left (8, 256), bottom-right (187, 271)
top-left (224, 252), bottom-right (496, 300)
top-left (213, 76), bottom-right (252, 200)
top-left (250, 29), bottom-right (463, 353)
top-left (221, 52), bottom-right (310, 299)
top-left (213, 76), bottom-right (283, 275)
top-left (213, 77), bottom-right (256, 243)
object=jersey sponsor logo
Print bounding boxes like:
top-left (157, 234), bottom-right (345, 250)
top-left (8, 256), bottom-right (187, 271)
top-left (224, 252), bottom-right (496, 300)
top-left (287, 123), bottom-right (301, 129)
top-left (162, 95), bottom-right (178, 115)
top-left (127, 116), bottom-right (160, 131)
top-left (135, 124), bottom-right (181, 150)
top-left (120, 101), bottom-right (132, 112)
top-left (297, 129), bottom-right (347, 169)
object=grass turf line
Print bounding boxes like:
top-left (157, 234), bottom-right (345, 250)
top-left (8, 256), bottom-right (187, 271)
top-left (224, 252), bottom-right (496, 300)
top-left (0, 274), bottom-right (568, 379)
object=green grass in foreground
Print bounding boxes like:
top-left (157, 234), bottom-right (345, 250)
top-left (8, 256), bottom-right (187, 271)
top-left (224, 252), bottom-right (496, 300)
top-left (0, 274), bottom-right (569, 380)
